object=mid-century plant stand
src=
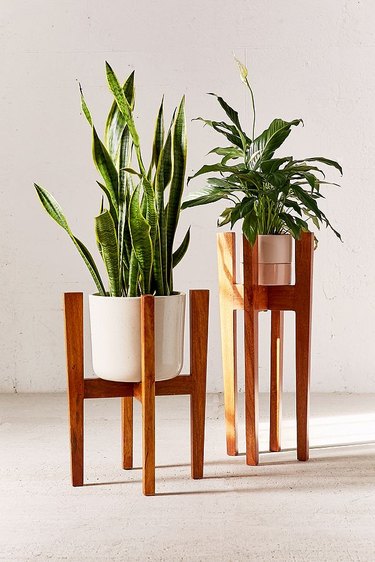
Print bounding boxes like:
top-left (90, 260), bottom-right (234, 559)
top-left (217, 231), bottom-right (313, 465)
top-left (64, 290), bottom-right (209, 496)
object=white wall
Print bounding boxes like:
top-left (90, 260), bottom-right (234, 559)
top-left (1, 0), bottom-right (374, 393)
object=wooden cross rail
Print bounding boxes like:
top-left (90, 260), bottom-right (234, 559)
top-left (217, 231), bottom-right (314, 465)
top-left (64, 290), bottom-right (209, 496)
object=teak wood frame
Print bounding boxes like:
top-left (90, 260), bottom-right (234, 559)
top-left (64, 289), bottom-right (209, 496)
top-left (217, 231), bottom-right (313, 465)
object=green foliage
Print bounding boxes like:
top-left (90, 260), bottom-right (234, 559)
top-left (35, 64), bottom-right (189, 296)
top-left (182, 59), bottom-right (342, 244)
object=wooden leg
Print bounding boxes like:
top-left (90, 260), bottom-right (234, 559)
top-left (217, 232), bottom-right (238, 456)
top-left (190, 290), bottom-right (209, 479)
top-left (244, 308), bottom-right (259, 466)
top-left (122, 397), bottom-right (133, 469)
top-left (296, 309), bottom-right (311, 461)
top-left (64, 293), bottom-right (84, 487)
top-left (141, 295), bottom-right (155, 496)
top-left (270, 310), bottom-right (284, 452)
top-left (295, 231), bottom-right (313, 462)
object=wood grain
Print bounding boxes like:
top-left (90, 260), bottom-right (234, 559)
top-left (141, 295), bottom-right (156, 496)
top-left (243, 237), bottom-right (259, 466)
top-left (295, 232), bottom-right (314, 461)
top-left (64, 292), bottom-right (84, 487)
top-left (217, 232), bottom-right (238, 456)
top-left (270, 310), bottom-right (284, 452)
top-left (190, 290), bottom-right (209, 479)
top-left (122, 397), bottom-right (133, 469)
top-left (84, 378), bottom-right (133, 399)
top-left (65, 288), bottom-right (209, 493)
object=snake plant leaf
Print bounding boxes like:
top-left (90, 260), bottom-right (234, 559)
top-left (105, 63), bottom-right (140, 147)
top-left (119, 126), bottom-right (133, 189)
top-left (249, 119), bottom-right (303, 169)
top-left (122, 167), bottom-right (142, 178)
top-left (172, 227), bottom-right (190, 268)
top-left (129, 183), bottom-right (153, 294)
top-left (152, 97), bottom-right (164, 170)
top-left (95, 209), bottom-right (120, 297)
top-left (155, 123), bottom-right (173, 293)
top-left (96, 181), bottom-right (117, 225)
top-left (34, 184), bottom-right (106, 295)
top-left (92, 127), bottom-right (119, 216)
top-left (155, 124), bottom-right (173, 196)
top-left (79, 83), bottom-right (93, 126)
top-left (142, 177), bottom-right (158, 250)
top-left (106, 62), bottom-right (147, 176)
top-left (105, 71), bottom-right (135, 161)
top-left (141, 177), bottom-right (163, 294)
top-left (128, 250), bottom-right (140, 296)
top-left (166, 96), bottom-right (187, 289)
top-left (118, 197), bottom-right (127, 294)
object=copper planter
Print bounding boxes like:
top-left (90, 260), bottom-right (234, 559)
top-left (257, 234), bottom-right (293, 285)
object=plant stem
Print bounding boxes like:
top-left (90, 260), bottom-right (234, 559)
top-left (245, 78), bottom-right (256, 141)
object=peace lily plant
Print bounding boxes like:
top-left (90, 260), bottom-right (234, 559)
top-left (182, 58), bottom-right (342, 284)
top-left (35, 63), bottom-right (189, 382)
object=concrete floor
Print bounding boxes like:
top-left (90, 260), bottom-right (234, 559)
top-left (1, 393), bottom-right (375, 561)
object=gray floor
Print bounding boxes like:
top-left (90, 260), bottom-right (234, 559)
top-left (1, 392), bottom-right (375, 561)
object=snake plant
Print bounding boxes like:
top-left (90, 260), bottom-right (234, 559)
top-left (182, 58), bottom-right (342, 245)
top-left (35, 63), bottom-right (189, 297)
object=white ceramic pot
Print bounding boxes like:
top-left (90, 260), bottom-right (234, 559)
top-left (89, 293), bottom-right (186, 382)
top-left (257, 234), bottom-right (293, 285)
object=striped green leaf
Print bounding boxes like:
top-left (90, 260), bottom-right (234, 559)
top-left (105, 71), bottom-right (135, 161)
top-left (95, 210), bottom-right (120, 296)
top-left (166, 96), bottom-right (187, 290)
top-left (79, 84), bottom-right (93, 126)
top-left (92, 127), bottom-right (119, 217)
top-left (34, 184), bottom-right (106, 295)
top-left (152, 97), bottom-right (164, 170)
top-left (129, 184), bottom-right (153, 294)
top-left (172, 227), bottom-right (190, 268)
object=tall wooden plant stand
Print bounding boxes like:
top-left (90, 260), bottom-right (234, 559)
top-left (64, 290), bottom-right (209, 496)
top-left (217, 231), bottom-right (313, 466)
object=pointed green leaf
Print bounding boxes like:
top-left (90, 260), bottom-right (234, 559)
top-left (34, 184), bottom-right (106, 295)
top-left (105, 70), bottom-right (135, 161)
top-left (152, 97), bottom-right (164, 169)
top-left (79, 83), bottom-right (93, 126)
top-left (105, 62), bottom-right (141, 147)
top-left (95, 210), bottom-right (120, 296)
top-left (166, 96), bottom-right (187, 291)
top-left (172, 227), bottom-right (190, 268)
top-left (92, 127), bottom-right (119, 217)
top-left (129, 184), bottom-right (153, 294)
top-left (249, 119), bottom-right (302, 169)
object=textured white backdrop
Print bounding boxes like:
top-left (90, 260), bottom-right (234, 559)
top-left (1, 0), bottom-right (373, 392)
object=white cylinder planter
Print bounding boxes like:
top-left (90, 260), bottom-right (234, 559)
top-left (89, 293), bottom-right (186, 383)
top-left (257, 234), bottom-right (293, 286)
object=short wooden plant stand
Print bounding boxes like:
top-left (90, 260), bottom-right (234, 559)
top-left (64, 290), bottom-right (209, 496)
top-left (217, 231), bottom-right (313, 465)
